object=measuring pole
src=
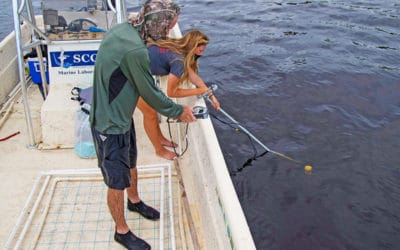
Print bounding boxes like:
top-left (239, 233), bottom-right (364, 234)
top-left (203, 85), bottom-right (300, 163)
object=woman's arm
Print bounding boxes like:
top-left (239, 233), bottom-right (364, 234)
top-left (166, 73), bottom-right (208, 98)
top-left (187, 67), bottom-right (207, 89)
top-left (188, 68), bottom-right (220, 109)
top-left (167, 68), bottom-right (220, 109)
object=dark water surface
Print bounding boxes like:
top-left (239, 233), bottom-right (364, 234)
top-left (2, 1), bottom-right (400, 249)
top-left (178, 1), bottom-right (400, 250)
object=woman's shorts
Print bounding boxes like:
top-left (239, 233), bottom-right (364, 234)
top-left (91, 121), bottom-right (137, 190)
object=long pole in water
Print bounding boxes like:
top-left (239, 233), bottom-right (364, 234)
top-left (203, 85), bottom-right (300, 163)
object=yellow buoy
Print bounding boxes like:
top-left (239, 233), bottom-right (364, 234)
top-left (304, 165), bottom-right (312, 174)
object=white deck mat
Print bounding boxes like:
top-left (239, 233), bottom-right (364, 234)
top-left (5, 164), bottom-right (181, 250)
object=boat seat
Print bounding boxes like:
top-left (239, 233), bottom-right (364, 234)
top-left (40, 83), bottom-right (80, 148)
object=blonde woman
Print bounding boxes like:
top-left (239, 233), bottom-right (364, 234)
top-left (137, 29), bottom-right (220, 160)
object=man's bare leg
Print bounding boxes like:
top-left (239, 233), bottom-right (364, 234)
top-left (127, 168), bottom-right (140, 203)
top-left (109, 182), bottom-right (150, 249)
top-left (126, 168), bottom-right (160, 220)
top-left (107, 188), bottom-right (129, 234)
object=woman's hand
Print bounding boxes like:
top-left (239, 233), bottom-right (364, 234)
top-left (209, 95), bottom-right (220, 110)
top-left (197, 86), bottom-right (208, 95)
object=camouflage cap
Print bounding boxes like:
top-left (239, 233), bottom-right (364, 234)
top-left (131, 0), bottom-right (181, 41)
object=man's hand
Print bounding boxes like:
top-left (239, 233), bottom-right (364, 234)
top-left (178, 105), bottom-right (196, 123)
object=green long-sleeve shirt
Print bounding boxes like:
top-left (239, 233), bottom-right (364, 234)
top-left (89, 22), bottom-right (183, 134)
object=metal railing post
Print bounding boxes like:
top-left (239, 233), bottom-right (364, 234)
top-left (12, 0), bottom-right (37, 147)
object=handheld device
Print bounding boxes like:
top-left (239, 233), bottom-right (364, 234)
top-left (193, 106), bottom-right (208, 119)
top-left (167, 106), bottom-right (209, 123)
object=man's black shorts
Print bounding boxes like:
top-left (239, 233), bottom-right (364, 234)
top-left (91, 121), bottom-right (137, 190)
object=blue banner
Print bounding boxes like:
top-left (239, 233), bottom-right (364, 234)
top-left (49, 50), bottom-right (97, 68)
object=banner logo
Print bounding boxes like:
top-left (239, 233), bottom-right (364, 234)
top-left (49, 50), bottom-right (97, 68)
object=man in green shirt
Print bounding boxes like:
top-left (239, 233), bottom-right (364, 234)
top-left (90, 1), bottom-right (194, 249)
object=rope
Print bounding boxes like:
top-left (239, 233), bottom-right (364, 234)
top-left (166, 118), bottom-right (189, 157)
top-left (0, 131), bottom-right (20, 142)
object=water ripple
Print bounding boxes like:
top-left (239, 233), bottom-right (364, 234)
top-left (305, 104), bottom-right (388, 130)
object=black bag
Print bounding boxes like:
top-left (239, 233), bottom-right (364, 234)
top-left (71, 86), bottom-right (93, 106)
